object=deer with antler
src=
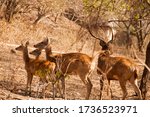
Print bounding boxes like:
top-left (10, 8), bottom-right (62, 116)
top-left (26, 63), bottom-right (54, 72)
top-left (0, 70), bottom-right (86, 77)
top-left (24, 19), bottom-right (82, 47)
top-left (97, 50), bottom-right (142, 100)
top-left (88, 27), bottom-right (142, 100)
top-left (15, 41), bottom-right (56, 99)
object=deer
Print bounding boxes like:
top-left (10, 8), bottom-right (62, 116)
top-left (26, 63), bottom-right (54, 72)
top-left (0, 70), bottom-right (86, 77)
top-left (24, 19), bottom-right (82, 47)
top-left (31, 38), bottom-right (100, 100)
top-left (87, 26), bottom-right (142, 100)
top-left (29, 48), bottom-right (63, 99)
top-left (97, 50), bottom-right (142, 100)
top-left (15, 41), bottom-right (56, 99)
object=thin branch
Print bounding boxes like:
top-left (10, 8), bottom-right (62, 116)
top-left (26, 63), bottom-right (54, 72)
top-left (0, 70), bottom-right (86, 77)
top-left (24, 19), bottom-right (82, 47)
top-left (132, 46), bottom-right (150, 72)
top-left (108, 18), bottom-right (150, 23)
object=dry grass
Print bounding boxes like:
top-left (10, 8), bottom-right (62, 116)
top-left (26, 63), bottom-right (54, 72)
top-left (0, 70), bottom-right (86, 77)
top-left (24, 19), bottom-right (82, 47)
top-left (0, 13), bottom-right (150, 100)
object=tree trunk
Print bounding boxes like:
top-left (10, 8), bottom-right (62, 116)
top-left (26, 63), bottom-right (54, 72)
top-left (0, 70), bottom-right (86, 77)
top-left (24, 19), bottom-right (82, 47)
top-left (137, 17), bottom-right (144, 52)
top-left (140, 42), bottom-right (150, 99)
top-left (126, 27), bottom-right (132, 49)
top-left (136, 31), bottom-right (144, 52)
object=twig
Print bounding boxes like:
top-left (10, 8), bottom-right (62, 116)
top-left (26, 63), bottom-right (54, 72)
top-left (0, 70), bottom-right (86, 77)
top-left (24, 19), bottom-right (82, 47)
top-left (132, 46), bottom-right (150, 72)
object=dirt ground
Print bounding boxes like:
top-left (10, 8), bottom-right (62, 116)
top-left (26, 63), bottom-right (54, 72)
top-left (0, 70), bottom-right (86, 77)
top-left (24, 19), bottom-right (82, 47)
top-left (0, 41), bottom-right (150, 100)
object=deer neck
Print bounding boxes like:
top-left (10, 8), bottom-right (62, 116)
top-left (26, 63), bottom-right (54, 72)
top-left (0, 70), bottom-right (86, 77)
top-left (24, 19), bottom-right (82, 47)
top-left (35, 55), bottom-right (40, 60)
top-left (33, 56), bottom-right (40, 61)
top-left (23, 46), bottom-right (30, 65)
top-left (45, 47), bottom-right (51, 58)
top-left (45, 47), bottom-right (56, 63)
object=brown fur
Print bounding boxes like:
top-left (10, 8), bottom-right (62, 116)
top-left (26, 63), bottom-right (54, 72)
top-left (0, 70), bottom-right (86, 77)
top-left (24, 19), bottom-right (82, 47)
top-left (15, 41), bottom-right (56, 98)
top-left (97, 51), bottom-right (142, 100)
top-left (29, 48), bottom-right (62, 99)
top-left (33, 39), bottom-right (99, 99)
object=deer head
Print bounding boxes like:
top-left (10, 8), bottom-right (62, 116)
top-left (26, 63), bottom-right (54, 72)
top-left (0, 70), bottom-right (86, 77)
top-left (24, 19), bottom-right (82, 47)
top-left (87, 25), bottom-right (113, 52)
top-left (34, 37), bottom-right (49, 49)
top-left (29, 48), bottom-right (42, 58)
top-left (15, 41), bottom-right (29, 51)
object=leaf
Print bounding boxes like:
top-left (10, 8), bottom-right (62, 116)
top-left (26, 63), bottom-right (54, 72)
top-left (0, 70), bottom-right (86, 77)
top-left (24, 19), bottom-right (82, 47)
top-left (134, 14), bottom-right (140, 20)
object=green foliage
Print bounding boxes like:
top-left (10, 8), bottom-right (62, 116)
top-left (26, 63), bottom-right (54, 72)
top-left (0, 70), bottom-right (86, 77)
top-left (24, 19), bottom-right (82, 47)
top-left (35, 68), bottom-right (52, 79)
top-left (83, 0), bottom-right (101, 8)
top-left (55, 70), bottom-right (70, 80)
top-left (82, 0), bottom-right (114, 13)
top-left (81, 0), bottom-right (149, 51)
top-left (56, 70), bottom-right (62, 78)
top-left (134, 14), bottom-right (140, 20)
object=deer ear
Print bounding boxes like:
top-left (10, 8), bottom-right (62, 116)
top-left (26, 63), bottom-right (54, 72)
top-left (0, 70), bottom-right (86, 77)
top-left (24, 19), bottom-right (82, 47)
top-left (44, 37), bottom-right (49, 44)
top-left (21, 40), bottom-right (24, 45)
top-left (26, 41), bottom-right (29, 46)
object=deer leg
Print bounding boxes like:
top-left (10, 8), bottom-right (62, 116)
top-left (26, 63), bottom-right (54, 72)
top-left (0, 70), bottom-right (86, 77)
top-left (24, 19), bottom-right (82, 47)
top-left (56, 80), bottom-right (63, 98)
top-left (60, 75), bottom-right (65, 99)
top-left (52, 82), bottom-right (56, 100)
top-left (110, 87), bottom-right (113, 99)
top-left (107, 80), bottom-right (113, 99)
top-left (99, 77), bottom-right (104, 100)
top-left (119, 81), bottom-right (127, 100)
top-left (129, 78), bottom-right (142, 100)
top-left (85, 77), bottom-right (93, 100)
top-left (25, 73), bottom-right (33, 96)
top-left (25, 77), bottom-right (29, 95)
top-left (109, 80), bottom-right (113, 99)
top-left (36, 81), bottom-right (40, 98)
top-left (28, 74), bottom-right (33, 96)
top-left (36, 88), bottom-right (39, 98)
top-left (41, 83), bottom-right (47, 99)
top-left (55, 74), bottom-right (64, 98)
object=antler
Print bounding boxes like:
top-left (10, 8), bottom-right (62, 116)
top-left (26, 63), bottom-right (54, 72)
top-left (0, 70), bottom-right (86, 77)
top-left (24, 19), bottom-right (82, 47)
top-left (87, 25), bottom-right (110, 50)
